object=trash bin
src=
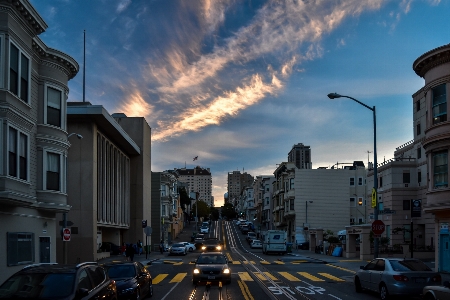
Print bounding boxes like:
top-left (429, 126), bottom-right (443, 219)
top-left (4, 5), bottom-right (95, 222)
top-left (286, 243), bottom-right (293, 253)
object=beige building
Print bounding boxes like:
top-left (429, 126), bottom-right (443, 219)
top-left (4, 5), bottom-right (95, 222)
top-left (0, 0), bottom-right (78, 283)
top-left (173, 166), bottom-right (213, 207)
top-left (61, 102), bottom-right (152, 263)
top-left (227, 170), bottom-right (254, 206)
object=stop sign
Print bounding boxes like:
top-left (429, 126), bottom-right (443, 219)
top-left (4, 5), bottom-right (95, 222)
top-left (63, 228), bottom-right (71, 242)
top-left (372, 220), bottom-right (385, 235)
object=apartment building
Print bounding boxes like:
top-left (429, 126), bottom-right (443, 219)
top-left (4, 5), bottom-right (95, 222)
top-left (253, 175), bottom-right (274, 232)
top-left (227, 170), bottom-right (254, 205)
top-left (173, 166), bottom-right (213, 207)
top-left (288, 143), bottom-right (312, 169)
top-left (0, 0), bottom-right (78, 283)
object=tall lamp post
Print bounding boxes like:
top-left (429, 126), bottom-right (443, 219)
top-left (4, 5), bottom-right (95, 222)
top-left (327, 93), bottom-right (378, 259)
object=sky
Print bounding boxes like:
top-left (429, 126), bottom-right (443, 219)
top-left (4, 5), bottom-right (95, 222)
top-left (29, 0), bottom-right (449, 207)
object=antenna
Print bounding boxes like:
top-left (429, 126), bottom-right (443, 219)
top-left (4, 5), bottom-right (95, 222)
top-left (83, 30), bottom-right (86, 102)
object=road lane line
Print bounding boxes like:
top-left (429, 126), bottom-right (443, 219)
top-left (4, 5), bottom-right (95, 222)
top-left (152, 274), bottom-right (168, 284)
top-left (238, 271), bottom-right (254, 281)
top-left (169, 272), bottom-right (187, 283)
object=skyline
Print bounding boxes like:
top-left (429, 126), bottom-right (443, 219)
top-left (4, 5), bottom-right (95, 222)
top-left (29, 0), bottom-right (449, 206)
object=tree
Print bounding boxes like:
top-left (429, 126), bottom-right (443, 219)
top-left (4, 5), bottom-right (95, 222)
top-left (210, 207), bottom-right (220, 220)
top-left (221, 202), bottom-right (237, 220)
top-left (192, 200), bottom-right (210, 219)
top-left (178, 187), bottom-right (190, 209)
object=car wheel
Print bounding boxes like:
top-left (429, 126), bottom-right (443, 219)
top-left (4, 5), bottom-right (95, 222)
top-left (189, 247), bottom-right (194, 252)
top-left (354, 277), bottom-right (362, 293)
top-left (423, 294), bottom-right (435, 300)
top-left (379, 283), bottom-right (389, 300)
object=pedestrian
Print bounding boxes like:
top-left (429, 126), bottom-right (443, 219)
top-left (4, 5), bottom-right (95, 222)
top-left (121, 242), bottom-right (126, 256)
top-left (126, 243), bottom-right (134, 261)
top-left (159, 240), bottom-right (164, 254)
top-left (137, 239), bottom-right (142, 255)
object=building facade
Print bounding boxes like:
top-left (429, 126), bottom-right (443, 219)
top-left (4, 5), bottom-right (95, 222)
top-left (0, 0), bottom-right (78, 283)
top-left (288, 143), bottom-right (312, 169)
top-left (173, 166), bottom-right (213, 207)
top-left (227, 170), bottom-right (254, 205)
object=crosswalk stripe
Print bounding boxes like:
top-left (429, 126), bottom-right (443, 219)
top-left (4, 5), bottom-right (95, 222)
top-left (326, 264), bottom-right (356, 274)
top-left (274, 260), bottom-right (285, 265)
top-left (238, 272), bottom-right (254, 281)
top-left (243, 261), bottom-right (256, 264)
top-left (278, 272), bottom-right (301, 281)
top-left (318, 273), bottom-right (345, 282)
top-left (232, 261), bottom-right (241, 264)
top-left (291, 260), bottom-right (307, 264)
top-left (297, 272), bottom-right (325, 281)
top-left (169, 272), bottom-right (187, 283)
top-left (260, 261), bottom-right (270, 264)
top-left (153, 274), bottom-right (168, 284)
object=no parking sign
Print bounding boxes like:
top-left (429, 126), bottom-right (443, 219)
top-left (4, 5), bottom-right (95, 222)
top-left (62, 228), bottom-right (71, 242)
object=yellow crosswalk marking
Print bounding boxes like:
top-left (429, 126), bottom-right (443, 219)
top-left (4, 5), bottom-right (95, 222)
top-left (169, 272), bottom-right (187, 283)
top-left (326, 264), bottom-right (356, 274)
top-left (253, 272), bottom-right (278, 281)
top-left (243, 261), bottom-right (255, 264)
top-left (297, 272), bottom-right (325, 281)
top-left (274, 260), bottom-right (285, 265)
top-left (238, 272), bottom-right (254, 281)
top-left (153, 274), bottom-right (168, 284)
top-left (278, 272), bottom-right (301, 281)
top-left (318, 273), bottom-right (345, 281)
top-left (291, 260), bottom-right (307, 264)
top-left (232, 261), bottom-right (241, 264)
top-left (260, 261), bottom-right (270, 264)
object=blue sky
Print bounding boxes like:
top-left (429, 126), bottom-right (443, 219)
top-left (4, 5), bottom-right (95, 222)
top-left (30, 0), bottom-right (449, 206)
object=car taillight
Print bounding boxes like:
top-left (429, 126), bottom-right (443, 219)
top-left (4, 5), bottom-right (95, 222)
top-left (393, 275), bottom-right (409, 281)
top-left (432, 275), bottom-right (441, 282)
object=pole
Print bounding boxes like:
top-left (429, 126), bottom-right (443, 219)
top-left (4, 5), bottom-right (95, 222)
top-left (411, 220), bottom-right (414, 258)
top-left (63, 212), bottom-right (67, 264)
top-left (305, 201), bottom-right (308, 224)
top-left (373, 106), bottom-right (379, 259)
top-left (196, 192), bottom-right (198, 230)
top-left (145, 235), bottom-right (148, 259)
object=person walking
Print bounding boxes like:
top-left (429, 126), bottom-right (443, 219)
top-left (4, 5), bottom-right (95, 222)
top-left (159, 240), bottom-right (164, 254)
top-left (137, 239), bottom-right (142, 255)
top-left (121, 242), bottom-right (126, 257)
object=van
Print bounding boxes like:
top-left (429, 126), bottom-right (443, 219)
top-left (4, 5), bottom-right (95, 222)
top-left (262, 230), bottom-right (287, 254)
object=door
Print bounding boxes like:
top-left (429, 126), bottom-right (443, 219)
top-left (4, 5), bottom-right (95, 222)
top-left (440, 234), bottom-right (450, 272)
top-left (39, 237), bottom-right (51, 263)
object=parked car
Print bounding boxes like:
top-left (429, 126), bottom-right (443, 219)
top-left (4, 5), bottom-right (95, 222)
top-left (246, 232), bottom-right (257, 243)
top-left (181, 242), bottom-right (196, 252)
top-left (103, 261), bottom-right (153, 299)
top-left (100, 242), bottom-right (121, 255)
top-left (354, 258), bottom-right (441, 300)
top-left (0, 262), bottom-right (117, 299)
top-left (423, 281), bottom-right (450, 300)
top-left (201, 239), bottom-right (222, 252)
top-left (298, 241), bottom-right (310, 250)
top-left (241, 225), bottom-right (249, 234)
top-left (200, 226), bottom-right (209, 234)
top-left (192, 252), bottom-right (231, 285)
top-left (169, 243), bottom-right (187, 255)
top-left (250, 240), bottom-right (262, 249)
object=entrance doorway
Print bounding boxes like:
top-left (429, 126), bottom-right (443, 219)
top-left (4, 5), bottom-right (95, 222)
top-left (39, 237), bottom-right (50, 263)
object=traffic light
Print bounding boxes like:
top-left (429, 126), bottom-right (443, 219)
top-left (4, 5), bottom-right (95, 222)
top-left (142, 220), bottom-right (147, 228)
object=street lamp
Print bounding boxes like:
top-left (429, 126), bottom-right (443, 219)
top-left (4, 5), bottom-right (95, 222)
top-left (327, 93), bottom-right (379, 259)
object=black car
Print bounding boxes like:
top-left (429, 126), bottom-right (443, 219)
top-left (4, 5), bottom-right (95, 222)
top-left (0, 262), bottom-right (117, 299)
top-left (201, 239), bottom-right (223, 252)
top-left (103, 261), bottom-right (153, 300)
top-left (192, 252), bottom-right (231, 285)
top-left (100, 242), bottom-right (121, 255)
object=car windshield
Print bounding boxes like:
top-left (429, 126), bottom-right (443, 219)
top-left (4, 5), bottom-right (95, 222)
top-left (0, 273), bottom-right (75, 298)
top-left (172, 243), bottom-right (184, 247)
top-left (106, 265), bottom-right (136, 278)
top-left (389, 260), bottom-right (432, 271)
top-left (197, 255), bottom-right (226, 264)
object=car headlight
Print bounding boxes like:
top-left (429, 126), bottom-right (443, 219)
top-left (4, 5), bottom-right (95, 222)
top-left (216, 246), bottom-right (222, 250)
top-left (194, 269), bottom-right (200, 274)
top-left (223, 269), bottom-right (230, 274)
top-left (201, 246), bottom-right (206, 250)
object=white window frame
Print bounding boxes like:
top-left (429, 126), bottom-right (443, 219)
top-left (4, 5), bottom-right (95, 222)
top-left (9, 41), bottom-right (31, 103)
top-left (44, 84), bottom-right (66, 129)
top-left (349, 177), bottom-right (355, 186)
top-left (7, 124), bottom-right (29, 182)
top-left (358, 177), bottom-right (363, 186)
top-left (43, 149), bottom-right (66, 193)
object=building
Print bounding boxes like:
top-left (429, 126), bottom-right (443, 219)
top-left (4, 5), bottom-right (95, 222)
top-left (172, 166), bottom-right (213, 207)
top-left (0, 0), bottom-right (78, 283)
top-left (227, 170), bottom-right (254, 205)
top-left (253, 175), bottom-right (274, 233)
top-left (413, 43), bottom-right (450, 271)
top-left (288, 143), bottom-right (312, 169)
top-left (62, 102), bottom-right (151, 263)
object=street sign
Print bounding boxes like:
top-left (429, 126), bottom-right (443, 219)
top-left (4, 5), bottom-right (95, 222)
top-left (144, 226), bottom-right (152, 236)
top-left (372, 220), bottom-right (385, 235)
top-left (371, 188), bottom-right (377, 208)
top-left (62, 228), bottom-right (71, 242)
top-left (142, 220), bottom-right (147, 228)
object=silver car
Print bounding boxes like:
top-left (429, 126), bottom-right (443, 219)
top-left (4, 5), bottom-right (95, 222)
top-left (423, 281), bottom-right (450, 300)
top-left (169, 243), bottom-right (187, 256)
top-left (354, 258), bottom-right (441, 300)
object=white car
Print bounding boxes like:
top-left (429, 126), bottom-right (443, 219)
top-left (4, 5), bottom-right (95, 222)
top-left (200, 226), bottom-right (209, 234)
top-left (169, 243), bottom-right (187, 256)
top-left (251, 240), bottom-right (262, 249)
top-left (181, 242), bottom-right (196, 252)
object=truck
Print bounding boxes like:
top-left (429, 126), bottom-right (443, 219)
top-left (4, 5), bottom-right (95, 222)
top-left (262, 230), bottom-right (287, 254)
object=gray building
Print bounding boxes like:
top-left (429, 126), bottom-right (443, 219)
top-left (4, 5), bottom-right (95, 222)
top-left (0, 0), bottom-right (78, 283)
top-left (288, 143), bottom-right (312, 169)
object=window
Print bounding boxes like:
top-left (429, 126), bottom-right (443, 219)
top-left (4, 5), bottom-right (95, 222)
top-left (47, 87), bottom-right (62, 127)
top-left (403, 172), bottom-right (410, 184)
top-left (432, 84), bottom-right (447, 124)
top-left (289, 178), bottom-right (294, 189)
top-left (416, 123), bottom-right (421, 136)
top-left (358, 177), bottom-right (363, 186)
top-left (418, 171), bottom-right (421, 184)
top-left (9, 43), bottom-right (29, 102)
top-left (162, 205), bottom-right (166, 216)
top-left (433, 151), bottom-right (448, 188)
top-left (8, 127), bottom-right (28, 180)
top-left (289, 199), bottom-right (294, 210)
top-left (349, 177), bottom-right (355, 186)
top-left (403, 200), bottom-right (410, 210)
top-left (350, 197), bottom-right (356, 207)
top-left (416, 100), bottom-right (420, 112)
top-left (358, 218), bottom-right (363, 224)
top-left (46, 152), bottom-right (60, 190)
top-left (358, 197), bottom-right (363, 206)
top-left (7, 232), bottom-right (34, 266)
top-left (350, 218), bottom-right (355, 225)
top-left (417, 147), bottom-right (421, 159)
top-left (379, 176), bottom-right (383, 187)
